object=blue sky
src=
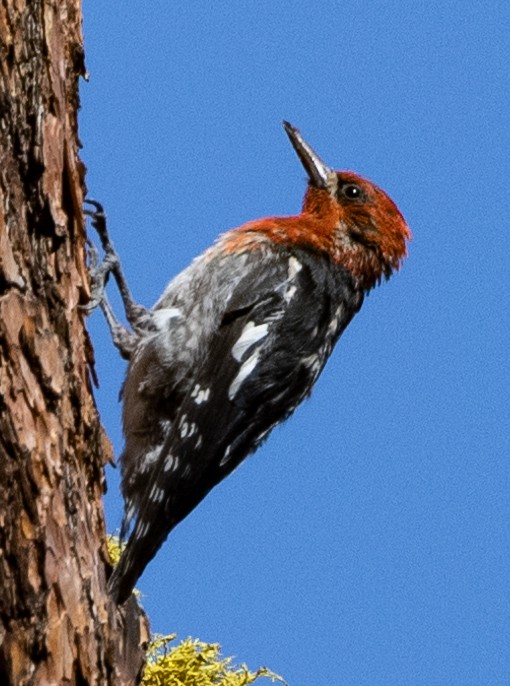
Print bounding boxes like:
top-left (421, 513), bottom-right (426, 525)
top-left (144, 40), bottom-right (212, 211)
top-left (81, 3), bottom-right (509, 684)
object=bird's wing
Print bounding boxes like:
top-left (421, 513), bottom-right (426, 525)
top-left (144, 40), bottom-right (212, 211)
top-left (109, 250), bottom-right (360, 601)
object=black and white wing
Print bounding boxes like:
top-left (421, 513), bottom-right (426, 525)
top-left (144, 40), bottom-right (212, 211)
top-left (109, 248), bottom-right (362, 602)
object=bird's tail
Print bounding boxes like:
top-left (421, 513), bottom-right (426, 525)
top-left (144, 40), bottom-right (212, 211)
top-left (108, 542), bottom-right (143, 605)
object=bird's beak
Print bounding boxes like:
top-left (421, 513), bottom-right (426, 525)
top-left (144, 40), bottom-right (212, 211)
top-left (283, 121), bottom-right (334, 189)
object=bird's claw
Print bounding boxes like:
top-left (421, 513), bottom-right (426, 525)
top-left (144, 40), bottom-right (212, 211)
top-left (82, 241), bottom-right (118, 313)
top-left (83, 197), bottom-right (149, 340)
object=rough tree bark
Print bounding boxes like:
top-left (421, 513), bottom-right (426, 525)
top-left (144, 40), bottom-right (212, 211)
top-left (0, 2), bottom-right (149, 684)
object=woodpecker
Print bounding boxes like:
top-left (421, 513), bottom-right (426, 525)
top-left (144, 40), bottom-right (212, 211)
top-left (86, 122), bottom-right (410, 604)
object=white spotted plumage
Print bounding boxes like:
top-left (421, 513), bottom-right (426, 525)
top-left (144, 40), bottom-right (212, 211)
top-left (231, 322), bottom-right (270, 362)
top-left (110, 241), bottom-right (364, 603)
top-left (102, 122), bottom-right (409, 604)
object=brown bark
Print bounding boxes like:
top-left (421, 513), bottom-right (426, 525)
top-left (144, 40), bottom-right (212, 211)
top-left (0, 2), bottom-right (149, 684)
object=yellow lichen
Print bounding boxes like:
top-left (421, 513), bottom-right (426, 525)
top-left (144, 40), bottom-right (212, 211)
top-left (142, 634), bottom-right (287, 686)
top-left (108, 536), bottom-right (286, 685)
top-left (106, 534), bottom-right (125, 566)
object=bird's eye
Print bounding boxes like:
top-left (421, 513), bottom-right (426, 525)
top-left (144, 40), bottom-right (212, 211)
top-left (341, 184), bottom-right (363, 200)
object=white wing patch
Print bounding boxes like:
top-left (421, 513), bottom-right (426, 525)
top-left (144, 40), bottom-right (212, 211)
top-left (327, 305), bottom-right (345, 336)
top-left (231, 321), bottom-right (269, 362)
top-left (140, 444), bottom-right (163, 472)
top-left (191, 384), bottom-right (210, 404)
top-left (228, 350), bottom-right (260, 400)
top-left (152, 307), bottom-right (182, 329)
top-left (136, 521), bottom-right (150, 538)
top-left (164, 454), bottom-right (179, 472)
top-left (219, 444), bottom-right (232, 467)
top-left (179, 420), bottom-right (198, 438)
top-left (288, 256), bottom-right (302, 278)
top-left (149, 483), bottom-right (166, 503)
top-left (301, 353), bottom-right (322, 376)
top-left (284, 285), bottom-right (297, 303)
top-left (124, 502), bottom-right (136, 527)
top-left (283, 257), bottom-right (302, 303)
top-left (227, 257), bottom-right (303, 399)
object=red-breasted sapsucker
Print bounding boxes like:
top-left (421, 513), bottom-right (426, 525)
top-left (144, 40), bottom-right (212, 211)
top-left (86, 122), bottom-right (411, 604)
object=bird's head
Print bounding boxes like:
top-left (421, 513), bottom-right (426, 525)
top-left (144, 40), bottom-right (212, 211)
top-left (283, 121), bottom-right (411, 288)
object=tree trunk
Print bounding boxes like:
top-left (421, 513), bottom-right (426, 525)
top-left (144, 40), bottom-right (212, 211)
top-left (0, 2), bottom-right (148, 684)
